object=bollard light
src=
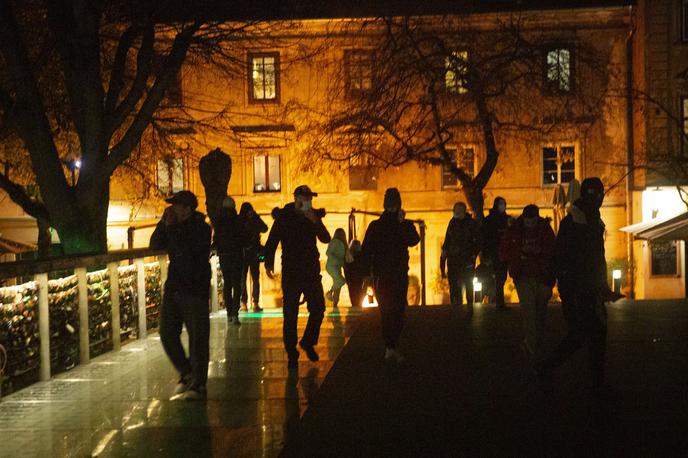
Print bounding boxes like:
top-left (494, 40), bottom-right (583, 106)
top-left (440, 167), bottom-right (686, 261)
top-left (473, 277), bottom-right (483, 303)
top-left (612, 269), bottom-right (622, 293)
top-left (362, 286), bottom-right (378, 308)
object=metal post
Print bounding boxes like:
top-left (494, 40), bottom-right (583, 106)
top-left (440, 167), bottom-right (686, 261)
top-left (135, 258), bottom-right (147, 339)
top-left (107, 262), bottom-right (121, 351)
top-left (420, 221), bottom-right (427, 306)
top-left (35, 273), bottom-right (50, 381)
top-left (75, 267), bottom-right (90, 364)
top-left (210, 256), bottom-right (219, 313)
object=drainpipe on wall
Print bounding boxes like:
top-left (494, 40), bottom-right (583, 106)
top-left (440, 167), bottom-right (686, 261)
top-left (625, 5), bottom-right (636, 298)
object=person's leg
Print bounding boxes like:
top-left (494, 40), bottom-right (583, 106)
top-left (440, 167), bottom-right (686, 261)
top-left (281, 278), bottom-right (302, 357)
top-left (534, 282), bottom-right (552, 361)
top-left (159, 292), bottom-right (193, 377)
top-left (463, 266), bottom-right (475, 306)
top-left (376, 280), bottom-right (396, 348)
top-left (183, 293), bottom-right (210, 391)
top-left (219, 256), bottom-right (234, 319)
top-left (249, 259), bottom-right (261, 308)
top-left (387, 277), bottom-right (409, 349)
top-left (447, 260), bottom-right (460, 306)
top-left (332, 268), bottom-right (346, 307)
top-left (587, 299), bottom-right (608, 388)
top-left (301, 275), bottom-right (326, 348)
top-left (515, 278), bottom-right (537, 357)
top-left (495, 262), bottom-right (508, 308)
top-left (542, 293), bottom-right (585, 371)
top-left (240, 254), bottom-right (250, 308)
top-left (230, 261), bottom-right (243, 317)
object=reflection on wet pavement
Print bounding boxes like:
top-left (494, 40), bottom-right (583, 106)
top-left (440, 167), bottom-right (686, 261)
top-left (0, 308), bottom-right (361, 457)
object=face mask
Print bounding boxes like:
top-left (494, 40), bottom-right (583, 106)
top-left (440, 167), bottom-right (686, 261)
top-left (454, 210), bottom-right (465, 219)
top-left (300, 200), bottom-right (313, 211)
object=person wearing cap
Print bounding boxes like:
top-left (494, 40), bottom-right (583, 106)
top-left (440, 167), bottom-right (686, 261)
top-left (482, 196), bottom-right (513, 310)
top-left (539, 177), bottom-right (623, 395)
top-left (150, 190), bottom-right (212, 400)
top-left (440, 202), bottom-right (482, 308)
top-left (214, 196), bottom-right (245, 325)
top-left (361, 187), bottom-right (420, 363)
top-left (499, 204), bottom-right (555, 364)
top-left (264, 184), bottom-right (331, 368)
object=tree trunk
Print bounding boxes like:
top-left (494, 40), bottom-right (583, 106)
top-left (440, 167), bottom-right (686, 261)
top-left (464, 185), bottom-right (485, 222)
top-left (36, 217), bottom-right (52, 258)
top-left (51, 185), bottom-right (110, 255)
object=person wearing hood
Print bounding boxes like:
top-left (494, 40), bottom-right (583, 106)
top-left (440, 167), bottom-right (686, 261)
top-left (441, 202), bottom-right (482, 307)
top-left (361, 188), bottom-right (420, 363)
top-left (500, 204), bottom-right (555, 364)
top-left (238, 202), bottom-right (268, 312)
top-left (325, 228), bottom-right (348, 308)
top-left (264, 185), bottom-right (331, 368)
top-left (482, 196), bottom-right (513, 310)
top-left (539, 177), bottom-right (623, 394)
top-left (150, 190), bottom-right (211, 400)
top-left (344, 239), bottom-right (366, 308)
top-left (214, 196), bottom-right (245, 326)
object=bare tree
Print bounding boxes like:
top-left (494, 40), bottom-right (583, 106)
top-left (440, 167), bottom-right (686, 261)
top-left (302, 15), bottom-right (611, 218)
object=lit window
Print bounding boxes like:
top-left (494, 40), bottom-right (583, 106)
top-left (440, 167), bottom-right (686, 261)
top-left (157, 158), bottom-right (184, 195)
top-left (249, 53), bottom-right (279, 103)
top-left (442, 147), bottom-right (475, 188)
top-left (445, 50), bottom-right (468, 94)
top-left (545, 48), bottom-right (572, 92)
top-left (682, 97), bottom-right (688, 156)
top-left (543, 145), bottom-right (576, 185)
top-left (345, 50), bottom-right (374, 95)
top-left (349, 153), bottom-right (377, 190)
top-left (253, 155), bottom-right (281, 192)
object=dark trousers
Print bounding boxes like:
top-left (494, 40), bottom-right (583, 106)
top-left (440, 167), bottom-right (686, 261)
top-left (219, 254), bottom-right (243, 317)
top-left (376, 276), bottom-right (408, 349)
top-left (282, 274), bottom-right (325, 352)
top-left (544, 289), bottom-right (607, 386)
top-left (241, 257), bottom-right (261, 305)
top-left (159, 291), bottom-right (210, 389)
top-left (447, 258), bottom-right (475, 306)
top-left (346, 276), bottom-right (364, 308)
top-left (494, 261), bottom-right (508, 307)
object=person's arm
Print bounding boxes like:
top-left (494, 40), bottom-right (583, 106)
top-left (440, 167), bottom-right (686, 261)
top-left (360, 222), bottom-right (376, 277)
top-left (149, 220), bottom-right (168, 250)
top-left (256, 215), bottom-right (268, 234)
top-left (264, 218), bottom-right (282, 274)
top-left (541, 223), bottom-right (556, 286)
top-left (315, 219), bottom-right (331, 244)
top-left (402, 220), bottom-right (420, 247)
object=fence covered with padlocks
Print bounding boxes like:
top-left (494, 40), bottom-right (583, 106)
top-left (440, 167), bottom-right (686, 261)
top-left (0, 249), bottom-right (184, 396)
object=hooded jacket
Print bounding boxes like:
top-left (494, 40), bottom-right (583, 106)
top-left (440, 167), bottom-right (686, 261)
top-left (239, 205), bottom-right (268, 255)
top-left (499, 216), bottom-right (555, 285)
top-left (482, 208), bottom-right (511, 263)
top-left (213, 207), bottom-right (245, 257)
top-left (361, 211), bottom-right (420, 280)
top-left (441, 214), bottom-right (482, 263)
top-left (555, 198), bottom-right (608, 294)
top-left (264, 203), bottom-right (330, 279)
top-left (150, 211), bottom-right (212, 298)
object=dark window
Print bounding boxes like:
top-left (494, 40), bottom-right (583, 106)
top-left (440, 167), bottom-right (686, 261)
top-left (248, 52), bottom-right (280, 103)
top-left (543, 145), bottom-right (576, 185)
top-left (545, 47), bottom-right (573, 92)
top-left (682, 97), bottom-right (688, 156)
top-left (253, 155), bottom-right (281, 192)
top-left (349, 154), bottom-right (377, 190)
top-left (442, 147), bottom-right (474, 188)
top-left (157, 158), bottom-right (184, 195)
top-left (651, 240), bottom-right (678, 276)
top-left (445, 50), bottom-right (468, 94)
top-left (344, 50), bottom-right (374, 96)
top-left (683, 0), bottom-right (688, 42)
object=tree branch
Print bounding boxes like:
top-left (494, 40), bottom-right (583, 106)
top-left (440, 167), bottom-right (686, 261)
top-left (0, 172), bottom-right (49, 221)
top-left (104, 25), bottom-right (140, 115)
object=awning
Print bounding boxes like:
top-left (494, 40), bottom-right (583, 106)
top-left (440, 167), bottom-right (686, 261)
top-left (620, 211), bottom-right (688, 241)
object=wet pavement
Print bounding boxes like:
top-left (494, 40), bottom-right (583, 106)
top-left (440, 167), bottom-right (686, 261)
top-left (0, 307), bottom-right (362, 457)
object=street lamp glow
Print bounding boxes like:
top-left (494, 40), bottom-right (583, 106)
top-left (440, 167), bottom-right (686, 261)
top-left (612, 269), bottom-right (622, 280)
top-left (361, 286), bottom-right (378, 308)
top-left (473, 277), bottom-right (482, 292)
top-left (74, 159), bottom-right (81, 169)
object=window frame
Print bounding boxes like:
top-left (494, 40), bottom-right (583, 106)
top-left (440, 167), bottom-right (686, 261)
top-left (445, 50), bottom-right (469, 94)
top-left (248, 52), bottom-right (281, 104)
top-left (541, 143), bottom-right (578, 187)
top-left (441, 146), bottom-right (476, 189)
top-left (344, 49), bottom-right (375, 97)
top-left (543, 46), bottom-right (575, 94)
top-left (348, 152), bottom-right (378, 191)
top-left (682, 0), bottom-right (688, 42)
top-left (252, 154), bottom-right (282, 193)
top-left (156, 157), bottom-right (185, 195)
top-left (682, 96), bottom-right (688, 157)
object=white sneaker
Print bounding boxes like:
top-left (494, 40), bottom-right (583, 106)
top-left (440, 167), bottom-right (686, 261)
top-left (181, 387), bottom-right (207, 401)
top-left (173, 374), bottom-right (192, 395)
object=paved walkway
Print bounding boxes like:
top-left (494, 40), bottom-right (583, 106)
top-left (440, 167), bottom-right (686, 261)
top-left (283, 300), bottom-right (688, 457)
top-left (0, 308), bottom-right (362, 457)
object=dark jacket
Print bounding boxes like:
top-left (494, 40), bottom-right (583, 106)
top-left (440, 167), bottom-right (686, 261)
top-left (150, 211), bottom-right (212, 298)
top-left (441, 215), bottom-right (482, 267)
top-left (555, 198), bottom-right (608, 294)
top-left (213, 208), bottom-right (245, 258)
top-left (482, 209), bottom-right (511, 263)
top-left (264, 203), bottom-right (331, 279)
top-left (499, 216), bottom-right (555, 285)
top-left (361, 211), bottom-right (420, 280)
top-left (240, 212), bottom-right (268, 256)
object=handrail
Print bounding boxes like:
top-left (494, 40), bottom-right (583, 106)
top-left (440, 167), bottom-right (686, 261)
top-left (0, 248), bottom-right (165, 280)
